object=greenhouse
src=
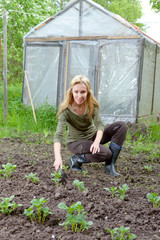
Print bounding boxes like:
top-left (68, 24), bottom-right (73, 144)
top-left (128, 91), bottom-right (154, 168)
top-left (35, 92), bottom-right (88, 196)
top-left (23, 0), bottom-right (160, 123)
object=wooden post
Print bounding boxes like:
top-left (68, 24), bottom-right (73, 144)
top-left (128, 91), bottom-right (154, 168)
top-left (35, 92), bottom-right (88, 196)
top-left (24, 71), bottom-right (37, 124)
top-left (3, 9), bottom-right (7, 121)
top-left (64, 42), bottom-right (69, 96)
top-left (0, 36), bottom-right (1, 82)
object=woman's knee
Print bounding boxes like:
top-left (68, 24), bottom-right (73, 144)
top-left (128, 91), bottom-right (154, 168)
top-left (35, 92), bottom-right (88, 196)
top-left (119, 121), bottom-right (127, 132)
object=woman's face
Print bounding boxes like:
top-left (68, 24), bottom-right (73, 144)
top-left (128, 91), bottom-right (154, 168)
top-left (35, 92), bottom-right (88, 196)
top-left (72, 83), bottom-right (88, 105)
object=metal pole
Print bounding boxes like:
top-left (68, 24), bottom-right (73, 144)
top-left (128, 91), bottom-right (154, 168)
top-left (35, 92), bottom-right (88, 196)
top-left (3, 9), bottom-right (7, 121)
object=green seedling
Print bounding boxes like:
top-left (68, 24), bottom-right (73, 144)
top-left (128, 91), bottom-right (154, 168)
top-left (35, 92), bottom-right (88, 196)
top-left (51, 171), bottom-right (62, 187)
top-left (147, 192), bottom-right (160, 208)
top-left (25, 172), bottom-right (40, 183)
top-left (0, 163), bottom-right (17, 178)
top-left (24, 206), bottom-right (36, 223)
top-left (82, 170), bottom-right (88, 177)
top-left (73, 179), bottom-right (88, 192)
top-left (0, 195), bottom-right (23, 215)
top-left (106, 225), bottom-right (137, 240)
top-left (104, 186), bottom-right (118, 198)
top-left (116, 184), bottom-right (129, 200)
top-left (62, 164), bottom-right (68, 172)
top-left (144, 165), bottom-right (152, 173)
top-left (24, 197), bottom-right (53, 223)
top-left (58, 201), bottom-right (93, 232)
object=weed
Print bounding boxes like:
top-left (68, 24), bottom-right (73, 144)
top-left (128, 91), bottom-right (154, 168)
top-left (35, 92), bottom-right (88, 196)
top-left (73, 179), bottom-right (88, 192)
top-left (58, 201), bottom-right (93, 232)
top-left (0, 195), bottom-right (23, 215)
top-left (0, 163), bottom-right (17, 179)
top-left (147, 192), bottom-right (160, 208)
top-left (24, 197), bottom-right (53, 223)
top-left (106, 225), bottom-right (137, 240)
top-left (25, 172), bottom-right (40, 183)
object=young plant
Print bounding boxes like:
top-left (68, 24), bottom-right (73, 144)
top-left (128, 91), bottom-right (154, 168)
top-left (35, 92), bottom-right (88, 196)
top-left (0, 163), bottom-right (17, 178)
top-left (58, 201), bottom-right (93, 232)
top-left (144, 165), bottom-right (152, 173)
top-left (25, 172), bottom-right (40, 183)
top-left (0, 195), bottom-right (23, 215)
top-left (24, 197), bottom-right (53, 223)
top-left (24, 206), bottom-right (36, 223)
top-left (116, 184), bottom-right (129, 200)
top-left (82, 170), bottom-right (88, 177)
top-left (51, 170), bottom-right (62, 187)
top-left (106, 225), bottom-right (137, 240)
top-left (147, 192), bottom-right (160, 208)
top-left (73, 179), bottom-right (88, 192)
top-left (62, 164), bottom-right (68, 172)
top-left (104, 186), bottom-right (118, 198)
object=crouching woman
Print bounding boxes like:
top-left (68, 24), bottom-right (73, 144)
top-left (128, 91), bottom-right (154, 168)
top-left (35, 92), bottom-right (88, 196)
top-left (53, 75), bottom-right (127, 176)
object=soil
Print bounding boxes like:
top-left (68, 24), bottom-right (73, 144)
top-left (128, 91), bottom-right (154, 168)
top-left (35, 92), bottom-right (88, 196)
top-left (0, 124), bottom-right (160, 240)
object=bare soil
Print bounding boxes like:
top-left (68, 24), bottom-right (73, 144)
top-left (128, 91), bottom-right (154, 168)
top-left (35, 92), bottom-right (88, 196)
top-left (0, 124), bottom-right (160, 240)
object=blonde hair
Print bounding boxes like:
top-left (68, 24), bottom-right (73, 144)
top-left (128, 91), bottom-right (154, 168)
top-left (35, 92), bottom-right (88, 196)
top-left (57, 75), bottom-right (99, 120)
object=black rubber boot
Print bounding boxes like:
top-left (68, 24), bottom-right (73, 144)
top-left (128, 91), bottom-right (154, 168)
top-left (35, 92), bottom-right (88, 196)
top-left (70, 154), bottom-right (87, 171)
top-left (104, 142), bottom-right (122, 176)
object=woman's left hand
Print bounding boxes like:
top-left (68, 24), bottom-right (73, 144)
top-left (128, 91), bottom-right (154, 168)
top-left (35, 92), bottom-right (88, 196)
top-left (90, 141), bottom-right (100, 154)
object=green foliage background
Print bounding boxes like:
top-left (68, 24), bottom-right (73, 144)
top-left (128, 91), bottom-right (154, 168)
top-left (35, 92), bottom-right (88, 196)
top-left (0, 0), bottom-right (144, 83)
top-left (150, 0), bottom-right (160, 13)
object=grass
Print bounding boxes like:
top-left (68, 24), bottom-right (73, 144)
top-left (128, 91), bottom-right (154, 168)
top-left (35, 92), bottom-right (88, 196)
top-left (0, 82), bottom-right (57, 141)
top-left (1, 82), bottom-right (160, 148)
top-left (126, 120), bottom-right (160, 163)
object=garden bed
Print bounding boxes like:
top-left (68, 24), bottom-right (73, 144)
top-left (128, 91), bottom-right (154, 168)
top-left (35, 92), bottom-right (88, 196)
top-left (0, 125), bottom-right (160, 240)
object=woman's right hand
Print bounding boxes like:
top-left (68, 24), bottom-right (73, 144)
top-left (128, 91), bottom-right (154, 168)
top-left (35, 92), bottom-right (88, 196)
top-left (53, 157), bottom-right (63, 172)
top-left (53, 142), bottom-right (62, 172)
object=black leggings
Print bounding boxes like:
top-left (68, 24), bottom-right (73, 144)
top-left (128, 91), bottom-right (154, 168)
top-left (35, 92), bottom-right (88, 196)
top-left (67, 121), bottom-right (127, 163)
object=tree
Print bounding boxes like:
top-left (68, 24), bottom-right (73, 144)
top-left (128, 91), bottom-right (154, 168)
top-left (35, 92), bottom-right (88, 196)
top-left (0, 0), bottom-right (57, 82)
top-left (150, 0), bottom-right (160, 13)
top-left (93, 0), bottom-right (143, 23)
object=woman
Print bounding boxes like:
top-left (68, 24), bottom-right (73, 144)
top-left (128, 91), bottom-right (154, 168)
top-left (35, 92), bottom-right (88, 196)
top-left (53, 75), bottom-right (127, 176)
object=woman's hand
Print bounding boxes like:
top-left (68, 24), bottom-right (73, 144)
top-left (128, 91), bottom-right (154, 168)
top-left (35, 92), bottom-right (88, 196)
top-left (90, 130), bottom-right (103, 154)
top-left (53, 157), bottom-right (63, 172)
top-left (90, 141), bottom-right (100, 154)
top-left (53, 142), bottom-right (62, 172)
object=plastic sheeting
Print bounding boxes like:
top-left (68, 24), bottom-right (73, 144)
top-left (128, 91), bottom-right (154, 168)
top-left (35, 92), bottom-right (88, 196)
top-left (23, 39), bottom-right (141, 123)
top-left (26, 4), bottom-right (80, 38)
top-left (66, 41), bottom-right (98, 92)
top-left (98, 39), bottom-right (141, 124)
top-left (23, 44), bottom-right (60, 106)
top-left (25, 0), bottom-right (138, 39)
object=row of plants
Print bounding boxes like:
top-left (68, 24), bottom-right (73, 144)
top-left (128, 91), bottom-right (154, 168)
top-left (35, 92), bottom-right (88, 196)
top-left (1, 162), bottom-right (160, 207)
top-left (1, 162), bottom-right (160, 219)
top-left (0, 194), bottom-right (137, 239)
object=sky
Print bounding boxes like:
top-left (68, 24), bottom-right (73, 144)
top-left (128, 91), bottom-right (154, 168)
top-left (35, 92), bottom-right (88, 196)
top-left (140, 0), bottom-right (160, 42)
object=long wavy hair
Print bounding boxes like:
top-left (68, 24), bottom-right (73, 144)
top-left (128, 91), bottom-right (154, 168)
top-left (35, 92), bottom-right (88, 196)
top-left (57, 75), bottom-right (99, 120)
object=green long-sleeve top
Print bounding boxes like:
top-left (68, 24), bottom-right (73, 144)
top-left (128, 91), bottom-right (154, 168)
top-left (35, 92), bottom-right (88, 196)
top-left (54, 106), bottom-right (104, 144)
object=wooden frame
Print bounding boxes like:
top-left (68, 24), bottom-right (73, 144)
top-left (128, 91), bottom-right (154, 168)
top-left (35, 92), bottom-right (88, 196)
top-left (25, 35), bottom-right (141, 42)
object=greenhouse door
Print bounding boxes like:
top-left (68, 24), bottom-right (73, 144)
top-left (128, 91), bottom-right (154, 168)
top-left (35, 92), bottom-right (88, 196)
top-left (64, 41), bottom-right (98, 96)
top-left (97, 40), bottom-right (141, 123)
